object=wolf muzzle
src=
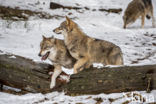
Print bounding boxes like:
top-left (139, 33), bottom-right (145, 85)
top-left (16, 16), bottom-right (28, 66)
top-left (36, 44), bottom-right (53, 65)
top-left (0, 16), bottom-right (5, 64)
top-left (38, 51), bottom-right (42, 57)
top-left (123, 24), bottom-right (126, 29)
top-left (53, 28), bottom-right (61, 34)
top-left (38, 53), bottom-right (41, 57)
top-left (53, 29), bottom-right (56, 33)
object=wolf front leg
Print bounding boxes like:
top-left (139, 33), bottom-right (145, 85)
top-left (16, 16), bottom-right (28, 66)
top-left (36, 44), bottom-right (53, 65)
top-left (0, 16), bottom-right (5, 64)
top-left (73, 57), bottom-right (88, 74)
top-left (50, 64), bottom-right (62, 89)
top-left (151, 12), bottom-right (155, 28)
top-left (149, 6), bottom-right (156, 28)
top-left (141, 14), bottom-right (145, 28)
top-left (152, 16), bottom-right (156, 28)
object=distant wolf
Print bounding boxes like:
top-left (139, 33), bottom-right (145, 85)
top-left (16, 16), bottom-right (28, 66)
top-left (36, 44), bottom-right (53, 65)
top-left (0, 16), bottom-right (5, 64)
top-left (38, 36), bottom-right (76, 88)
top-left (53, 17), bottom-right (124, 74)
top-left (123, 0), bottom-right (155, 28)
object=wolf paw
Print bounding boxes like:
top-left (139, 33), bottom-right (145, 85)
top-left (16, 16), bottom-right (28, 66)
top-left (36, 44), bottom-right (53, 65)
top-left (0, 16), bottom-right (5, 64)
top-left (50, 83), bottom-right (55, 89)
top-left (48, 71), bottom-right (53, 75)
top-left (73, 70), bottom-right (78, 74)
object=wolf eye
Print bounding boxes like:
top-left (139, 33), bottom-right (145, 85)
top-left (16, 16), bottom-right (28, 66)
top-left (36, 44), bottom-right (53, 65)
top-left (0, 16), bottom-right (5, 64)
top-left (59, 27), bottom-right (62, 29)
top-left (45, 46), bottom-right (51, 49)
top-left (40, 42), bottom-right (43, 47)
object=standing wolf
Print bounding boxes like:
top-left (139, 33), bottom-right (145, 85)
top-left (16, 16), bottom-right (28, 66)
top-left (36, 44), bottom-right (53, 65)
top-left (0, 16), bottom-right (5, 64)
top-left (38, 36), bottom-right (76, 88)
top-left (123, 0), bottom-right (155, 28)
top-left (53, 17), bottom-right (123, 74)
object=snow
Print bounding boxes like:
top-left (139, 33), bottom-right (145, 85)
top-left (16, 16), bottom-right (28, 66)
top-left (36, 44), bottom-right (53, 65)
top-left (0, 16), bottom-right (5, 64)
top-left (3, 85), bottom-right (21, 92)
top-left (61, 67), bottom-right (73, 75)
top-left (0, 0), bottom-right (156, 103)
top-left (9, 55), bottom-right (16, 59)
top-left (0, 91), bottom-right (156, 104)
top-left (93, 63), bottom-right (104, 68)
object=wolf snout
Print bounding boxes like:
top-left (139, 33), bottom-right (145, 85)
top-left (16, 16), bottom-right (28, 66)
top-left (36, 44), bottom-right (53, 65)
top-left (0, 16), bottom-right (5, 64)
top-left (53, 28), bottom-right (61, 34)
top-left (53, 29), bottom-right (56, 33)
top-left (53, 28), bottom-right (58, 33)
top-left (123, 24), bottom-right (126, 29)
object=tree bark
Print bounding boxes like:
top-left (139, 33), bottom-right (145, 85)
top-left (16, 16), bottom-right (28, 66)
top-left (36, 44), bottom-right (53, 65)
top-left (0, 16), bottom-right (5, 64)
top-left (0, 53), bottom-right (156, 95)
top-left (0, 54), bottom-right (69, 93)
top-left (59, 65), bottom-right (156, 95)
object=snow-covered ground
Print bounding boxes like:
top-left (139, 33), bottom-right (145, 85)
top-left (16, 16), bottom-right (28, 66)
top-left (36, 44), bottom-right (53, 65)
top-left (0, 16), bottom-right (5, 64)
top-left (0, 0), bottom-right (156, 104)
top-left (0, 90), bottom-right (156, 104)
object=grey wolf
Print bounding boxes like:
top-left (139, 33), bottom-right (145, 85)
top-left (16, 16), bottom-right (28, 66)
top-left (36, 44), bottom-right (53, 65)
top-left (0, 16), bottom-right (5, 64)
top-left (38, 36), bottom-right (76, 88)
top-left (123, 0), bottom-right (155, 28)
top-left (53, 17), bottom-right (124, 74)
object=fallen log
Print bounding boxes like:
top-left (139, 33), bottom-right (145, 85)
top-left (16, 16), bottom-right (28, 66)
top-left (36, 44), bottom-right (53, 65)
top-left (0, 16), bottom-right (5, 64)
top-left (0, 53), bottom-right (156, 95)
top-left (50, 2), bottom-right (82, 10)
top-left (0, 53), bottom-right (69, 93)
top-left (98, 8), bottom-right (122, 14)
top-left (60, 65), bottom-right (156, 95)
top-left (0, 6), bottom-right (64, 21)
top-left (50, 2), bottom-right (122, 14)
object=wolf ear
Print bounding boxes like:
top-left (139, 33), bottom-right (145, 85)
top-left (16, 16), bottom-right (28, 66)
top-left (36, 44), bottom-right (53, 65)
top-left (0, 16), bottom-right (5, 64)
top-left (51, 35), bottom-right (54, 38)
top-left (42, 35), bottom-right (46, 39)
top-left (50, 38), bottom-right (56, 44)
top-left (66, 16), bottom-right (71, 25)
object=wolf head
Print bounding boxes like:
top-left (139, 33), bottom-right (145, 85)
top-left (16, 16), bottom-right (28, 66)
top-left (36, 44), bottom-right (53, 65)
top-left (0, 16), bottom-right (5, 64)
top-left (123, 12), bottom-right (137, 29)
top-left (53, 16), bottom-right (76, 35)
top-left (123, 15), bottom-right (131, 29)
top-left (38, 35), bottom-right (56, 60)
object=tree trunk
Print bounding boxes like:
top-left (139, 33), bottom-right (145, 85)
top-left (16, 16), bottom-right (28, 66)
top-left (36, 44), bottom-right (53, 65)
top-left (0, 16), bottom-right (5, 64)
top-left (0, 53), bottom-right (156, 95)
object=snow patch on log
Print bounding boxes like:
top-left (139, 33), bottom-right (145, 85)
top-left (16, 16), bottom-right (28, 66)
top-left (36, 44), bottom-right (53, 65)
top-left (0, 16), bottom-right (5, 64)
top-left (93, 63), bottom-right (104, 68)
top-left (9, 56), bottom-right (16, 59)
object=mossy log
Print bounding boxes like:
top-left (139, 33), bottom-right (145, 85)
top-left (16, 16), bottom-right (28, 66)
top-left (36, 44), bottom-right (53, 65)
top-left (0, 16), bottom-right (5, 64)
top-left (0, 53), bottom-right (156, 95)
